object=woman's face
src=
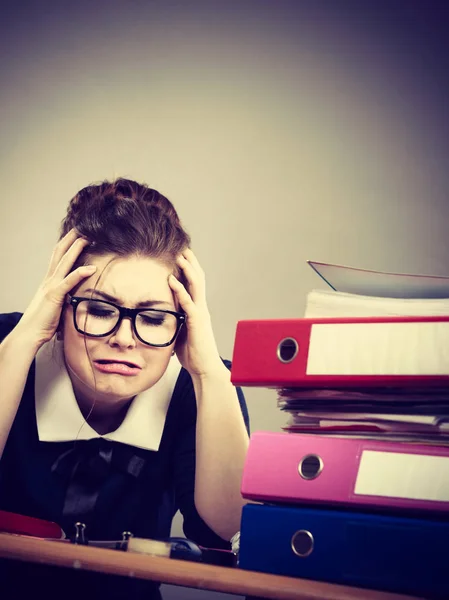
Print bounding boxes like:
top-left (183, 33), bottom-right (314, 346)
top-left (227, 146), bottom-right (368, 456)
top-left (62, 254), bottom-right (177, 413)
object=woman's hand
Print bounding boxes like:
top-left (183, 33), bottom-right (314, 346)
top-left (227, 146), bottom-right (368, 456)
top-left (168, 249), bottom-right (223, 378)
top-left (15, 229), bottom-right (96, 349)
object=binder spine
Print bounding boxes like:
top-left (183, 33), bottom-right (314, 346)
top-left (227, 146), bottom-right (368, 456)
top-left (239, 504), bottom-right (449, 598)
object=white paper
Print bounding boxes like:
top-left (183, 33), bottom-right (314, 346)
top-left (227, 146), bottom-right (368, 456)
top-left (305, 288), bottom-right (449, 318)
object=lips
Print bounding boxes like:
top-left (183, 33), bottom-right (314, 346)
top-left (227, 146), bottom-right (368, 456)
top-left (93, 359), bottom-right (142, 376)
top-left (95, 359), bottom-right (141, 369)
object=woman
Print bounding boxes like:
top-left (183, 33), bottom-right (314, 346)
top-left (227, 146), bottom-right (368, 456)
top-left (0, 178), bottom-right (250, 598)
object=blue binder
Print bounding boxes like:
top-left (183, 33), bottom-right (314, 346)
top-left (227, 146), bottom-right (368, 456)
top-left (239, 503), bottom-right (449, 598)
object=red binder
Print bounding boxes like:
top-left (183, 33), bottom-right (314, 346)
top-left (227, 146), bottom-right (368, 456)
top-left (230, 316), bottom-right (449, 387)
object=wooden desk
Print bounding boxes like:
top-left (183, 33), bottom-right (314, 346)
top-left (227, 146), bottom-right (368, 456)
top-left (0, 533), bottom-right (424, 600)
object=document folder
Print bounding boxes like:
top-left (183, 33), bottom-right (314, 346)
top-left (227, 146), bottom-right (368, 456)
top-left (241, 431), bottom-right (449, 512)
top-left (239, 503), bottom-right (449, 598)
top-left (231, 316), bottom-right (449, 387)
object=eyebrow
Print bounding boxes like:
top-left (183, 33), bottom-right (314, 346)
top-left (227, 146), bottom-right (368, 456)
top-left (82, 289), bottom-right (174, 309)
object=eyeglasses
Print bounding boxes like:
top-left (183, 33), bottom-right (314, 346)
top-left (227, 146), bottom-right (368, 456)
top-left (67, 295), bottom-right (185, 347)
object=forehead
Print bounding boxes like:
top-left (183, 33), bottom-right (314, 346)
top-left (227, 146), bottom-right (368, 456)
top-left (77, 254), bottom-right (174, 304)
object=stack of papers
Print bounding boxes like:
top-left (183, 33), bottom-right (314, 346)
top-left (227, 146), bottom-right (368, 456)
top-left (280, 261), bottom-right (449, 442)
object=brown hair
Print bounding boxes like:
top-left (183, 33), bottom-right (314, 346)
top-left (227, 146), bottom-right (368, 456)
top-left (60, 178), bottom-right (191, 271)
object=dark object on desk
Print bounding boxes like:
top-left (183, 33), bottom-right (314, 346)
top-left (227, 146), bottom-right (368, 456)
top-left (198, 544), bottom-right (237, 567)
top-left (71, 523), bottom-right (235, 566)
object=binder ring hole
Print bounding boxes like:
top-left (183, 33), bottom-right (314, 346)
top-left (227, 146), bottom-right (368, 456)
top-left (277, 338), bottom-right (298, 363)
top-left (291, 530), bottom-right (314, 557)
top-left (298, 454), bottom-right (323, 480)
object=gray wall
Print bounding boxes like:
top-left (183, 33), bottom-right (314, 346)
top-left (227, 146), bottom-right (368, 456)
top-left (1, 2), bottom-right (448, 598)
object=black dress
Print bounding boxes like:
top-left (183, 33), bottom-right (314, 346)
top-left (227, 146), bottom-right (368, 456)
top-left (0, 312), bottom-right (250, 599)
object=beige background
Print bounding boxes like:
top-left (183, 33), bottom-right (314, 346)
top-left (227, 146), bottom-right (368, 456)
top-left (1, 2), bottom-right (448, 598)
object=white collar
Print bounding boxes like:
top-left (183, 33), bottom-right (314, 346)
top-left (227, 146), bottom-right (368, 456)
top-left (34, 340), bottom-right (182, 452)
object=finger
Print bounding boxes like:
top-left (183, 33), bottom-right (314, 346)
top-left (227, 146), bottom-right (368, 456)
top-left (56, 265), bottom-right (97, 297)
top-left (46, 228), bottom-right (81, 278)
top-left (176, 255), bottom-right (205, 303)
top-left (52, 237), bottom-right (90, 282)
top-left (182, 248), bottom-right (204, 276)
top-left (168, 274), bottom-right (195, 314)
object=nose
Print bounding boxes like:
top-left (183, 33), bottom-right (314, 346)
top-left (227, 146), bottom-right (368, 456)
top-left (108, 316), bottom-right (137, 349)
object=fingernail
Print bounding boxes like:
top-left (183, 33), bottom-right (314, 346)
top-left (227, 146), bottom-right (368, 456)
top-left (84, 265), bottom-right (97, 272)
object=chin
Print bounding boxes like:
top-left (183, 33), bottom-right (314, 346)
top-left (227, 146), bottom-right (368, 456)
top-left (74, 372), bottom-right (141, 404)
top-left (92, 378), bottom-right (143, 400)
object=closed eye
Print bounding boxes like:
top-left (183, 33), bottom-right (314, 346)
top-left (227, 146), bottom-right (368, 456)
top-left (138, 312), bottom-right (166, 326)
top-left (86, 303), bottom-right (117, 319)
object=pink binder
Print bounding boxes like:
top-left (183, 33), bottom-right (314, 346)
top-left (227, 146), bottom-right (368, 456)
top-left (241, 431), bottom-right (449, 513)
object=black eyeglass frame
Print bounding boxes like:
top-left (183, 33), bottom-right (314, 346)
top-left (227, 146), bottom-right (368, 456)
top-left (67, 295), bottom-right (185, 347)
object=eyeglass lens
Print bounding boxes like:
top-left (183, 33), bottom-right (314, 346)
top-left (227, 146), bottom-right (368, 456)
top-left (75, 299), bottom-right (178, 345)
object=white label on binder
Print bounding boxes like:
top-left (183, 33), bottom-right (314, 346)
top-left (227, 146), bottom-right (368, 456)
top-left (354, 450), bottom-right (449, 501)
top-left (306, 321), bottom-right (449, 375)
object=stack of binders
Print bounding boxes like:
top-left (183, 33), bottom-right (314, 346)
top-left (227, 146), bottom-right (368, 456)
top-left (231, 262), bottom-right (449, 599)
